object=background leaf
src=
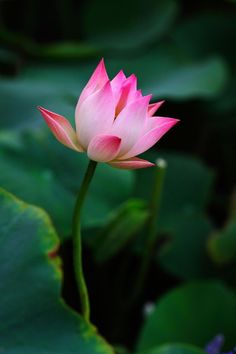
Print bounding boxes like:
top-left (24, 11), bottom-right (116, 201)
top-left (82, 0), bottom-right (178, 50)
top-left (207, 221), bottom-right (236, 265)
top-left (107, 51), bottom-right (228, 99)
top-left (158, 215), bottom-right (214, 279)
top-left (137, 281), bottom-right (236, 352)
top-left (90, 199), bottom-right (149, 263)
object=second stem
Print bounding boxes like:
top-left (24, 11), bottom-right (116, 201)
top-left (134, 158), bottom-right (167, 299)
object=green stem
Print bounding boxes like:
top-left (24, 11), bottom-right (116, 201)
top-left (73, 159), bottom-right (97, 322)
top-left (133, 158), bottom-right (167, 300)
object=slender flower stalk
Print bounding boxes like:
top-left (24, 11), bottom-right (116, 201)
top-left (72, 160), bottom-right (97, 322)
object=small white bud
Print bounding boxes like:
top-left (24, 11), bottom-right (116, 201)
top-left (143, 302), bottom-right (155, 317)
top-left (155, 158), bottom-right (167, 169)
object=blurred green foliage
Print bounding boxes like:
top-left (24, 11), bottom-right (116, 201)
top-left (137, 281), bottom-right (236, 351)
top-left (0, 0), bottom-right (236, 352)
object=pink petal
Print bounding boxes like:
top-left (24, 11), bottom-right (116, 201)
top-left (123, 74), bottom-right (138, 104)
top-left (115, 80), bottom-right (134, 116)
top-left (148, 100), bottom-right (165, 116)
top-left (121, 117), bottom-right (179, 159)
top-left (87, 58), bottom-right (109, 87)
top-left (111, 95), bottom-right (151, 156)
top-left (109, 157), bottom-right (154, 169)
top-left (76, 82), bottom-right (116, 148)
top-left (114, 74), bottom-right (139, 114)
top-left (111, 70), bottom-right (126, 102)
top-left (87, 134), bottom-right (121, 162)
top-left (37, 106), bottom-right (83, 152)
top-left (76, 59), bottom-right (109, 111)
top-left (135, 89), bottom-right (143, 100)
top-left (146, 116), bottom-right (178, 131)
top-left (125, 74), bottom-right (137, 90)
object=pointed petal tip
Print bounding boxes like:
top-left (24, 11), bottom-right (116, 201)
top-left (132, 94), bottom-right (152, 107)
top-left (127, 73), bottom-right (137, 80)
top-left (37, 105), bottom-right (46, 113)
top-left (148, 100), bottom-right (165, 116)
top-left (136, 94), bottom-right (152, 108)
top-left (76, 59), bottom-right (109, 111)
top-left (125, 73), bottom-right (137, 89)
top-left (37, 106), bottom-right (57, 117)
top-left (97, 80), bottom-right (113, 99)
top-left (88, 58), bottom-right (109, 87)
top-left (154, 116), bottom-right (180, 126)
top-left (155, 100), bottom-right (165, 108)
top-left (37, 106), bottom-right (83, 152)
top-left (114, 69), bottom-right (126, 82)
top-left (167, 117), bottom-right (180, 127)
top-left (37, 105), bottom-right (56, 119)
top-left (109, 157), bottom-right (155, 170)
top-left (36, 106), bottom-right (59, 119)
top-left (98, 57), bottom-right (105, 68)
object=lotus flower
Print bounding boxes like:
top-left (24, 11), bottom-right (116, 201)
top-left (38, 59), bottom-right (178, 169)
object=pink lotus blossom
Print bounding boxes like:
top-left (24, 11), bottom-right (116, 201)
top-left (38, 59), bottom-right (179, 169)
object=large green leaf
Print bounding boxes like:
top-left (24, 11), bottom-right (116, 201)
top-left (0, 188), bottom-right (114, 353)
top-left (138, 343), bottom-right (206, 354)
top-left (137, 281), bottom-right (236, 352)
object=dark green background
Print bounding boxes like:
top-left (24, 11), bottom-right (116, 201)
top-left (0, 0), bottom-right (236, 353)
